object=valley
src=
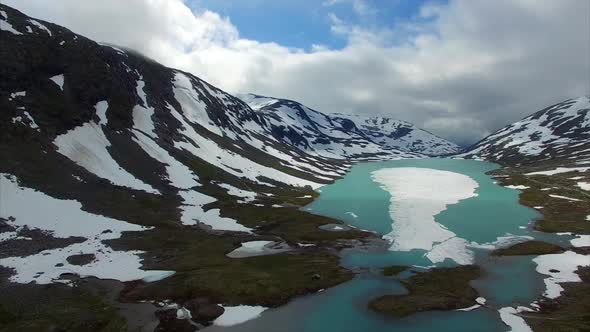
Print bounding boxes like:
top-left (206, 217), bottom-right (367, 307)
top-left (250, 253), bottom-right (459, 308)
top-left (1, 3), bottom-right (589, 332)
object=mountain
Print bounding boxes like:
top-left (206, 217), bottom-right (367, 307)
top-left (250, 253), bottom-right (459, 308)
top-left (0, 4), bottom-right (470, 330)
top-left (458, 96), bottom-right (590, 166)
top-left (0, 5), bottom-right (380, 329)
top-left (239, 93), bottom-right (460, 157)
top-left (333, 113), bottom-right (459, 156)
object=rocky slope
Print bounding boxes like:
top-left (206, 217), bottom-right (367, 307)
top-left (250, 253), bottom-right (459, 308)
top-left (459, 97), bottom-right (590, 330)
top-left (458, 96), bottom-right (590, 166)
top-left (239, 93), bottom-right (459, 157)
top-left (0, 4), bottom-right (466, 330)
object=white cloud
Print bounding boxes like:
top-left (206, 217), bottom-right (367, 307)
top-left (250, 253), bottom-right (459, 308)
top-left (323, 0), bottom-right (374, 17)
top-left (5, 0), bottom-right (590, 145)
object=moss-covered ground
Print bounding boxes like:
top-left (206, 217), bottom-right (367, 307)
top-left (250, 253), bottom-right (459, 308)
top-left (491, 240), bottom-right (564, 256)
top-left (368, 265), bottom-right (481, 317)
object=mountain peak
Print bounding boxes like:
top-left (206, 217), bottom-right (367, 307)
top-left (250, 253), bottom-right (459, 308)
top-left (238, 93), bottom-right (460, 156)
top-left (459, 96), bottom-right (590, 165)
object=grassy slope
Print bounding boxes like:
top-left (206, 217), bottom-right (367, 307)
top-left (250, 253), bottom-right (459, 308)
top-left (491, 240), bottom-right (564, 256)
top-left (488, 161), bottom-right (590, 331)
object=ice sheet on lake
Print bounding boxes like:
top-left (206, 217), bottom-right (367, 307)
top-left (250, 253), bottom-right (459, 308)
top-left (372, 167), bottom-right (479, 264)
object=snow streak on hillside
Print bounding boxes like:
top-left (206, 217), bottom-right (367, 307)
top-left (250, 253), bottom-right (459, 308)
top-left (238, 93), bottom-right (459, 158)
top-left (459, 96), bottom-right (590, 165)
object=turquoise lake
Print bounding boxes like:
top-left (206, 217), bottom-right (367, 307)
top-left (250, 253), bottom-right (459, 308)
top-left (208, 158), bottom-right (570, 332)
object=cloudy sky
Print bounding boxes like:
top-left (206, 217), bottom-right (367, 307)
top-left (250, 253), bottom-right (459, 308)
top-left (6, 0), bottom-right (589, 145)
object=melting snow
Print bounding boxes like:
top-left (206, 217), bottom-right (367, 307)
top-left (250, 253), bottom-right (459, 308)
top-left (372, 168), bottom-right (478, 264)
top-left (23, 111), bottom-right (39, 129)
top-left (131, 83), bottom-right (199, 189)
top-left (549, 194), bottom-right (582, 202)
top-left (142, 271), bottom-right (176, 283)
top-left (0, 174), bottom-right (172, 283)
top-left (50, 74), bottom-right (64, 90)
top-left (9, 91), bottom-right (26, 99)
top-left (218, 183), bottom-right (257, 203)
top-left (12, 111), bottom-right (39, 131)
top-left (456, 304), bottom-right (480, 311)
top-left (576, 182), bottom-right (590, 190)
top-left (470, 235), bottom-right (534, 250)
top-left (426, 237), bottom-right (473, 265)
top-left (570, 235), bottom-right (590, 247)
top-left (133, 131), bottom-right (198, 189)
top-left (0, 11), bottom-right (22, 35)
top-left (168, 103), bottom-right (321, 188)
top-left (526, 167), bottom-right (589, 176)
top-left (213, 305), bottom-right (267, 327)
top-left (505, 185), bottom-right (529, 190)
top-left (498, 307), bottom-right (532, 332)
top-left (178, 190), bottom-right (251, 233)
top-left (225, 240), bottom-right (289, 258)
top-left (456, 298), bottom-right (485, 312)
top-left (28, 19), bottom-right (52, 36)
top-left (532, 251), bottom-right (589, 299)
top-left (54, 101), bottom-right (160, 194)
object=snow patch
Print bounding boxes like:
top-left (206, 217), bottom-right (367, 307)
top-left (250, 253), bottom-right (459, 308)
top-left (549, 194), bottom-right (582, 202)
top-left (226, 240), bottom-right (289, 258)
top-left (505, 185), bottom-right (529, 190)
top-left (532, 251), bottom-right (589, 299)
top-left (28, 19), bottom-right (52, 36)
top-left (54, 101), bottom-right (160, 194)
top-left (570, 235), bottom-right (590, 247)
top-left (142, 271), bottom-right (176, 283)
top-left (498, 307), bottom-right (532, 332)
top-left (178, 190), bottom-right (252, 233)
top-left (9, 91), bottom-right (26, 99)
top-left (213, 305), bottom-right (267, 327)
top-left (526, 167), bottom-right (589, 176)
top-left (0, 11), bottom-right (22, 35)
top-left (0, 174), bottom-right (172, 283)
top-left (218, 183), bottom-right (257, 203)
top-left (50, 74), bottom-right (64, 90)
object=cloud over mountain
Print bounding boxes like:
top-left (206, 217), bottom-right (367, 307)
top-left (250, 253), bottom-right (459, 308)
top-left (7, 0), bottom-right (589, 145)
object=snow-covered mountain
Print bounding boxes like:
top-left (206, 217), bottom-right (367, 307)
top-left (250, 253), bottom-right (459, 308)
top-left (334, 113), bottom-right (459, 156)
top-left (3, 5), bottom-right (385, 313)
top-left (458, 96), bottom-right (590, 165)
top-left (0, 2), bottom-right (439, 256)
top-left (239, 93), bottom-right (460, 157)
top-left (0, 3), bottom-right (454, 311)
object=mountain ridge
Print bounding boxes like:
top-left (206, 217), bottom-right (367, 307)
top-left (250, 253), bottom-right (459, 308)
top-left (458, 96), bottom-right (590, 166)
top-left (238, 93), bottom-right (460, 157)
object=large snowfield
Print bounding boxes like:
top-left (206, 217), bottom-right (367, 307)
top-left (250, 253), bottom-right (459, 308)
top-left (0, 174), bottom-right (173, 284)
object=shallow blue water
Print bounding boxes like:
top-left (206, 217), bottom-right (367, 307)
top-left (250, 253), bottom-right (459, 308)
top-left (207, 158), bottom-right (564, 332)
